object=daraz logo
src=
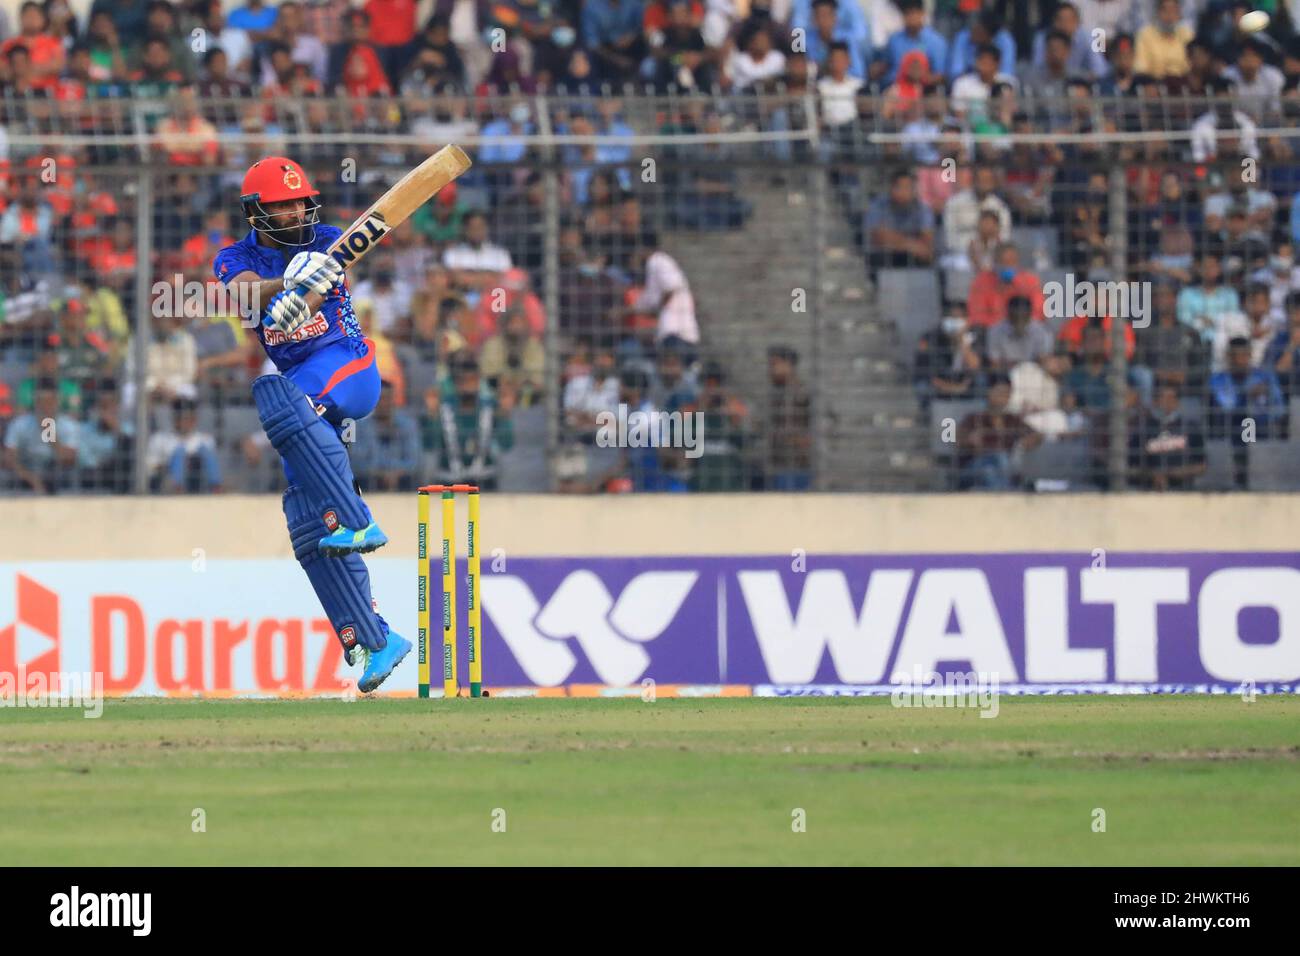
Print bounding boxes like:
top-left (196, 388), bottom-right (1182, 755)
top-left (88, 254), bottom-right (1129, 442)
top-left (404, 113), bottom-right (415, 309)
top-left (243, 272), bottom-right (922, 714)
top-left (0, 573), bottom-right (60, 680)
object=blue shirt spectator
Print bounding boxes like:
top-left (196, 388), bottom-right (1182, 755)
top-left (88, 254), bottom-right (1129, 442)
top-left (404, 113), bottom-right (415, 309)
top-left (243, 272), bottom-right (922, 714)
top-left (1210, 341), bottom-right (1285, 438)
top-left (883, 0), bottom-right (948, 83)
top-left (478, 114), bottom-right (535, 165)
top-left (227, 1), bottom-right (278, 33)
top-left (793, 0), bottom-right (870, 77)
top-left (582, 0), bottom-right (646, 50)
top-left (947, 23), bottom-right (1016, 80)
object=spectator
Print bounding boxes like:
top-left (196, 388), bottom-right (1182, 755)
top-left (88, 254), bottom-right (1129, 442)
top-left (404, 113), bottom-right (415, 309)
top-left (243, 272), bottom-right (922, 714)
top-left (863, 169), bottom-right (935, 272)
top-left (76, 386), bottom-right (132, 493)
top-left (422, 353), bottom-right (515, 490)
top-left (84, 10), bottom-right (129, 84)
top-left (400, 17), bottom-right (465, 92)
top-left (1177, 253), bottom-right (1240, 342)
top-left (352, 256), bottom-right (415, 336)
top-left (1191, 85), bottom-right (1260, 162)
top-left (557, 227), bottom-right (624, 342)
top-left (650, 339), bottom-right (698, 413)
top-left (947, 10), bottom-right (1016, 80)
top-left (155, 86), bottom-right (221, 166)
top-left (74, 277), bottom-right (130, 366)
top-left (582, 0), bottom-right (647, 85)
top-left (1212, 284), bottom-right (1280, 372)
top-left (817, 41), bottom-right (864, 155)
top-left (950, 42), bottom-right (1017, 121)
top-left (968, 209), bottom-right (1005, 273)
top-left (956, 376), bottom-right (1041, 490)
top-left (804, 0), bottom-right (866, 79)
top-left (647, 0), bottom-right (713, 90)
top-left (912, 306), bottom-right (982, 408)
top-left (55, 302), bottom-right (112, 398)
top-left (1056, 311), bottom-right (1136, 362)
top-left (986, 295), bottom-right (1055, 371)
top-left (967, 243), bottom-right (1044, 328)
top-left (762, 344), bottom-right (812, 490)
top-left (1029, 2), bottom-right (1109, 79)
top-left (1225, 36), bottom-right (1284, 123)
top-left (364, 0), bottom-right (418, 82)
top-left (0, 2), bottom-right (65, 90)
top-left (132, 1), bottom-right (196, 83)
top-left (627, 238), bottom-right (699, 349)
top-left (1133, 283), bottom-right (1208, 397)
top-left (18, 337), bottom-right (82, 414)
top-left (1266, 291), bottom-right (1300, 396)
top-left (260, 1), bottom-right (328, 86)
top-left (1209, 336), bottom-right (1285, 448)
top-left (128, 37), bottom-right (186, 93)
top-left (615, 366), bottom-right (685, 491)
top-left (692, 361), bottom-right (754, 491)
top-left (0, 176), bottom-right (56, 278)
top-left (1131, 383), bottom-right (1207, 490)
top-left (350, 381), bottom-right (420, 491)
top-left (1062, 324), bottom-right (1131, 421)
top-left (479, 307), bottom-right (546, 407)
top-left (442, 212), bottom-right (513, 299)
top-left (1021, 29), bottom-right (1075, 103)
top-left (123, 312), bottom-right (197, 410)
top-left (1096, 32), bottom-right (1137, 95)
top-left (1133, 0), bottom-right (1191, 79)
top-left (146, 398), bottom-right (222, 494)
top-left (882, 0), bottom-right (947, 83)
top-left (563, 338), bottom-right (621, 432)
top-left (3, 378), bottom-right (79, 494)
top-left (728, 19), bottom-right (785, 90)
top-left (882, 50), bottom-right (933, 120)
top-left (198, 0), bottom-right (253, 83)
top-left (474, 267), bottom-right (546, 346)
top-left (941, 166), bottom-right (1012, 271)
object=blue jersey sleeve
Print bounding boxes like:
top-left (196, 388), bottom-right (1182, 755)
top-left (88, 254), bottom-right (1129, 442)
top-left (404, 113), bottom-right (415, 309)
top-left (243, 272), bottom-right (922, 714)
top-left (214, 244), bottom-right (254, 285)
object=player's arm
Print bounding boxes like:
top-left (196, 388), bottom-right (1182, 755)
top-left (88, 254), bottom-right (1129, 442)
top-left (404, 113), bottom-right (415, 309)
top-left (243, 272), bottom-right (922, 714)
top-left (224, 270), bottom-right (326, 329)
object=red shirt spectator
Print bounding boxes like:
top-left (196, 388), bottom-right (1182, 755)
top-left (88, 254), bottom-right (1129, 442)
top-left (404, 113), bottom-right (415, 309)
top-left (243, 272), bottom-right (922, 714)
top-left (967, 244), bottom-right (1045, 327)
top-left (1057, 314), bottom-right (1137, 361)
top-left (471, 269), bottom-right (546, 348)
top-left (364, 0), bottom-right (417, 46)
top-left (1, 32), bottom-right (64, 90)
top-left (341, 44), bottom-right (391, 96)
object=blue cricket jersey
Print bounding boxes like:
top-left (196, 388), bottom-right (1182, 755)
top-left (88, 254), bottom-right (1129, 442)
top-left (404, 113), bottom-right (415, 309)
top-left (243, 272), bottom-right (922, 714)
top-left (212, 224), bottom-right (362, 372)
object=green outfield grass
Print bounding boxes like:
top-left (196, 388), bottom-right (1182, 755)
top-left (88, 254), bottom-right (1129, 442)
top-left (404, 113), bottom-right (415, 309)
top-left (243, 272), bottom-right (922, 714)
top-left (1, 696), bottom-right (1297, 865)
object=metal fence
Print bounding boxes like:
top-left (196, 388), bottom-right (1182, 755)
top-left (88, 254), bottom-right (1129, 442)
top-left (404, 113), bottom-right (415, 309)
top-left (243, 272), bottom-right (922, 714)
top-left (1, 91), bottom-right (1298, 495)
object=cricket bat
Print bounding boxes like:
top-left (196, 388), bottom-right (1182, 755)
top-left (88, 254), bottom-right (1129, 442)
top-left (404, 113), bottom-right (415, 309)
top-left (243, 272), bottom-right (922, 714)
top-left (328, 144), bottom-right (472, 270)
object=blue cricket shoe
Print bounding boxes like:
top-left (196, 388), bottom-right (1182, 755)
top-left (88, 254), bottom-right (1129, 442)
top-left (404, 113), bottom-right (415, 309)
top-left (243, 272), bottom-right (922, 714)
top-left (354, 632), bottom-right (413, 693)
top-left (319, 519), bottom-right (389, 556)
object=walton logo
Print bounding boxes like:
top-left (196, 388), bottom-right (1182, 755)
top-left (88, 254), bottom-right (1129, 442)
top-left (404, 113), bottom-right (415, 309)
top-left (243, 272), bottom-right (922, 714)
top-left (0, 573), bottom-right (60, 683)
top-left (482, 571), bottom-right (697, 686)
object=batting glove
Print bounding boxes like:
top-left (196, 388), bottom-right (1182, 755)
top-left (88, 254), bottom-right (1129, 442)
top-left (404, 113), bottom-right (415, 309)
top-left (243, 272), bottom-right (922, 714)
top-left (264, 289), bottom-right (313, 336)
top-left (284, 250), bottom-right (344, 296)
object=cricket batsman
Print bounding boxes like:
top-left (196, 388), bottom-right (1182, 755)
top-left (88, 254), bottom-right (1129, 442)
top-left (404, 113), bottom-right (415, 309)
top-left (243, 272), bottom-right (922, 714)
top-left (213, 156), bottom-right (411, 692)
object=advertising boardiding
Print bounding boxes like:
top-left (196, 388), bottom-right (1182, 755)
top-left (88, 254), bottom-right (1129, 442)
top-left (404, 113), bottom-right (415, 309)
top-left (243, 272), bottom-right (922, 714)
top-left (2, 553), bottom-right (1298, 695)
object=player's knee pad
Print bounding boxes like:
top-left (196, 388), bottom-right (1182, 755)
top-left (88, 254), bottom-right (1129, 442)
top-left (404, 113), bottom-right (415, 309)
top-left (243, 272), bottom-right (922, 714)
top-left (283, 485), bottom-right (387, 652)
top-left (254, 374), bottom-right (370, 532)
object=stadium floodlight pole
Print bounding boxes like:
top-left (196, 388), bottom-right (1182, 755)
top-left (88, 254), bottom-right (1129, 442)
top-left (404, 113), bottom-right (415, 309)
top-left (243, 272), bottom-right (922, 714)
top-left (1107, 165), bottom-right (1129, 491)
top-left (132, 167), bottom-right (153, 494)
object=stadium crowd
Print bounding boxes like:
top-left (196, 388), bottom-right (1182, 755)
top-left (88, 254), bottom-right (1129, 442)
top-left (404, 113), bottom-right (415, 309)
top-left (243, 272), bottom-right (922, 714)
top-left (0, 0), bottom-right (1298, 493)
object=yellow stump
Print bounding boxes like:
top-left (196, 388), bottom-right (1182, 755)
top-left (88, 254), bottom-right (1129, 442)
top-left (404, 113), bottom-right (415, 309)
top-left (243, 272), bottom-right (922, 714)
top-left (417, 490), bottom-right (430, 698)
top-left (441, 489), bottom-right (458, 697)
top-left (468, 490), bottom-right (481, 698)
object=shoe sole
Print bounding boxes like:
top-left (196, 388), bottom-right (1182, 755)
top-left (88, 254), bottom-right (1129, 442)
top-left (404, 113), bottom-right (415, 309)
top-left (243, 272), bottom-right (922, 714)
top-left (319, 535), bottom-right (389, 557)
top-left (358, 641), bottom-right (412, 694)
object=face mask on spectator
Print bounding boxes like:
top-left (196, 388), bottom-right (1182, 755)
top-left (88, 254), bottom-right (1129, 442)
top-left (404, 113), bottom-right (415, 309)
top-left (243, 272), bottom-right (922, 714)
top-left (510, 104), bottom-right (531, 125)
top-left (998, 267), bottom-right (1016, 283)
top-left (941, 317), bottom-right (966, 335)
top-left (552, 25), bottom-right (575, 47)
top-left (1273, 256), bottom-right (1294, 271)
